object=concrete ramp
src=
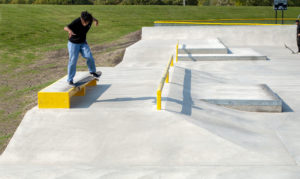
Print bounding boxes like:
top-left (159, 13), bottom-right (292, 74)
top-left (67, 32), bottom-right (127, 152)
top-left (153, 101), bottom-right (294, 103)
top-left (165, 66), bottom-right (281, 113)
top-left (142, 26), bottom-right (297, 46)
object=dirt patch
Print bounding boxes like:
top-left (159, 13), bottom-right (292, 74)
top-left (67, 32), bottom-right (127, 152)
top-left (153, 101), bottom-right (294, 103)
top-left (0, 30), bottom-right (141, 154)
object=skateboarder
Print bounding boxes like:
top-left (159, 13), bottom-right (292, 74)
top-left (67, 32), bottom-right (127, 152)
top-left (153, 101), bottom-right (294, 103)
top-left (64, 11), bottom-right (100, 85)
top-left (297, 20), bottom-right (300, 53)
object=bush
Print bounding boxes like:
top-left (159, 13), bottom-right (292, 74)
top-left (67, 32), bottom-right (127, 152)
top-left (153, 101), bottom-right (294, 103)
top-left (10, 0), bottom-right (26, 3)
top-left (95, 0), bottom-right (122, 5)
top-left (1, 0), bottom-right (299, 6)
top-left (33, 0), bottom-right (93, 4)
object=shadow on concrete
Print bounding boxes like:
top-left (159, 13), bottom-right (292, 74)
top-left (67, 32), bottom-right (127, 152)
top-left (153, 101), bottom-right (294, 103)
top-left (71, 84), bottom-right (111, 108)
top-left (166, 69), bottom-right (199, 115)
top-left (275, 94), bottom-right (294, 112)
top-left (96, 97), bottom-right (155, 103)
top-left (95, 96), bottom-right (185, 109)
top-left (174, 66), bottom-right (229, 84)
top-left (182, 44), bottom-right (192, 55)
top-left (187, 54), bottom-right (197, 61)
top-left (181, 69), bottom-right (193, 115)
top-left (227, 49), bottom-right (233, 54)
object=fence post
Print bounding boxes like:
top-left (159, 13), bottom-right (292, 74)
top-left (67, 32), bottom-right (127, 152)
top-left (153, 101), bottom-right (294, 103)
top-left (157, 90), bottom-right (161, 110)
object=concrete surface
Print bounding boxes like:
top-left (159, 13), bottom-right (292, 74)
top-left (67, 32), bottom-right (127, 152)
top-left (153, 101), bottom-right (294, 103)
top-left (178, 48), bottom-right (267, 61)
top-left (142, 25), bottom-right (297, 47)
top-left (166, 66), bottom-right (281, 112)
top-left (1, 26), bottom-right (300, 178)
top-left (40, 72), bottom-right (92, 92)
top-left (178, 39), bottom-right (228, 54)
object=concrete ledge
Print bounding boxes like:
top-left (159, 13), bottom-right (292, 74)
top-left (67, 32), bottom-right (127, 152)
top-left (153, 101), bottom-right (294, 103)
top-left (178, 48), bottom-right (267, 61)
top-left (38, 72), bottom-right (97, 109)
top-left (142, 26), bottom-right (296, 46)
top-left (199, 84), bottom-right (282, 112)
top-left (178, 39), bottom-right (228, 54)
top-left (179, 48), bottom-right (228, 54)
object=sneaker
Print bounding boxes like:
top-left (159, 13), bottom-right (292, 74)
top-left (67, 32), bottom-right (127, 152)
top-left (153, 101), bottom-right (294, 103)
top-left (68, 81), bottom-right (74, 85)
top-left (90, 72), bottom-right (100, 78)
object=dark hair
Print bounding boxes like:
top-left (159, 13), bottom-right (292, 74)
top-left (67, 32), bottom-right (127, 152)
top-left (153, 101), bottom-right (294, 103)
top-left (296, 20), bottom-right (299, 23)
top-left (81, 11), bottom-right (93, 23)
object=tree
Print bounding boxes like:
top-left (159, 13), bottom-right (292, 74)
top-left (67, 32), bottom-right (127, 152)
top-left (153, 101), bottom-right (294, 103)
top-left (11, 0), bottom-right (26, 3)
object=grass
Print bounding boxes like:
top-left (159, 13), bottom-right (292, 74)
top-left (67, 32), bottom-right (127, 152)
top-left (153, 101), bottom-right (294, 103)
top-left (0, 4), bottom-right (300, 154)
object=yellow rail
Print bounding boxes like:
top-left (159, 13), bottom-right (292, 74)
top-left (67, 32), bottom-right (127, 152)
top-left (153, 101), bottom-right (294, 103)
top-left (154, 21), bottom-right (288, 26)
top-left (157, 55), bottom-right (174, 110)
top-left (176, 41), bottom-right (179, 62)
top-left (154, 18), bottom-right (298, 26)
top-left (154, 18), bottom-right (297, 23)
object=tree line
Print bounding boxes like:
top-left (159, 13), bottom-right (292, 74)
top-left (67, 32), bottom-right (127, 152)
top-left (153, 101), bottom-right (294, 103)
top-left (0, 0), bottom-right (299, 6)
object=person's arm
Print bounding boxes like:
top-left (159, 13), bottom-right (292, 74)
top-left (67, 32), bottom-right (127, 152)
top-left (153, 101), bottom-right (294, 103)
top-left (64, 26), bottom-right (76, 38)
top-left (93, 17), bottom-right (99, 26)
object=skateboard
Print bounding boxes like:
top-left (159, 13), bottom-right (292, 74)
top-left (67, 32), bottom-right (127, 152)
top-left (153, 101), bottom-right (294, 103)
top-left (284, 43), bottom-right (297, 54)
top-left (73, 71), bottom-right (102, 87)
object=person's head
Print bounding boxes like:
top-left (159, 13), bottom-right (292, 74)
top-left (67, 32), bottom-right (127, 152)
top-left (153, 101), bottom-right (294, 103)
top-left (296, 20), bottom-right (299, 25)
top-left (81, 11), bottom-right (93, 26)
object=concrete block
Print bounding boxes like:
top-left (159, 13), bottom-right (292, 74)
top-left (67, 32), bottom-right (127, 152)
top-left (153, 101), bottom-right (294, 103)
top-left (178, 39), bottom-right (228, 54)
top-left (199, 84), bottom-right (282, 112)
top-left (178, 48), bottom-right (267, 61)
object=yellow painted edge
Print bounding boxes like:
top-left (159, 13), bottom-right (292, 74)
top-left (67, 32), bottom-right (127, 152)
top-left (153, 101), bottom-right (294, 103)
top-left (165, 72), bottom-right (169, 83)
top-left (156, 54), bottom-right (173, 110)
top-left (74, 87), bottom-right (86, 96)
top-left (38, 92), bottom-right (70, 108)
top-left (86, 79), bottom-right (97, 87)
top-left (38, 77), bottom-right (98, 109)
top-left (68, 79), bottom-right (97, 94)
top-left (157, 90), bottom-right (161, 110)
top-left (176, 42), bottom-right (178, 62)
top-left (154, 18), bottom-right (297, 23)
top-left (155, 21), bottom-right (287, 26)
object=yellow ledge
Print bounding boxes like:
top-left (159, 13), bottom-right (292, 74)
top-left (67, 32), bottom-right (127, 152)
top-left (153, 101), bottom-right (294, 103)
top-left (38, 79), bottom-right (97, 109)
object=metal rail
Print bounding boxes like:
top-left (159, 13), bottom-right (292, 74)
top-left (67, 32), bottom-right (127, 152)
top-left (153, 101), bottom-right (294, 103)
top-left (157, 55), bottom-right (174, 110)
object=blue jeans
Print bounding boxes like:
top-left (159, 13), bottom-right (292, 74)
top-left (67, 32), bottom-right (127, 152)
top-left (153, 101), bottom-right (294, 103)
top-left (67, 41), bottom-right (96, 82)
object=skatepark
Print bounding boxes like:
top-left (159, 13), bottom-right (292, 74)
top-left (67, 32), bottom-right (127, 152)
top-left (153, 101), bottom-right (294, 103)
top-left (1, 24), bottom-right (300, 178)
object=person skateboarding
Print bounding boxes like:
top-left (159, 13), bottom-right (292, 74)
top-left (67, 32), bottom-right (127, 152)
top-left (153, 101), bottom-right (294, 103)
top-left (64, 11), bottom-right (100, 85)
top-left (297, 20), bottom-right (300, 54)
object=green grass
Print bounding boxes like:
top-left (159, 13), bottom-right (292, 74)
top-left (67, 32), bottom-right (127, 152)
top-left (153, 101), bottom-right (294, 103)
top-left (1, 5), bottom-right (300, 57)
top-left (0, 5), bottom-right (299, 68)
top-left (0, 134), bottom-right (12, 146)
top-left (0, 4), bottom-right (300, 154)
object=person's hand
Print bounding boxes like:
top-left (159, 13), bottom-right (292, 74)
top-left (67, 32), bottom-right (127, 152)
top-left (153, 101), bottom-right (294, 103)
top-left (298, 34), bottom-right (300, 37)
top-left (93, 17), bottom-right (99, 26)
top-left (69, 30), bottom-right (76, 38)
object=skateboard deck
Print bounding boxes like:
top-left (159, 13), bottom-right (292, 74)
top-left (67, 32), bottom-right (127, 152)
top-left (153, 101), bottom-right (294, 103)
top-left (73, 71), bottom-right (102, 87)
top-left (284, 44), bottom-right (297, 54)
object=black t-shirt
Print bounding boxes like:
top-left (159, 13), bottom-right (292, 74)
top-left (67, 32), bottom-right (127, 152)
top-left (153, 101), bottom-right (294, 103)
top-left (298, 25), bottom-right (300, 39)
top-left (67, 17), bottom-right (92, 44)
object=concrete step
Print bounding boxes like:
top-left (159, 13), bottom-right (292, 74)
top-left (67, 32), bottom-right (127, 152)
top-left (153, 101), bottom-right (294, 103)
top-left (178, 48), bottom-right (267, 61)
top-left (178, 39), bottom-right (228, 54)
top-left (178, 48), bottom-right (228, 54)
